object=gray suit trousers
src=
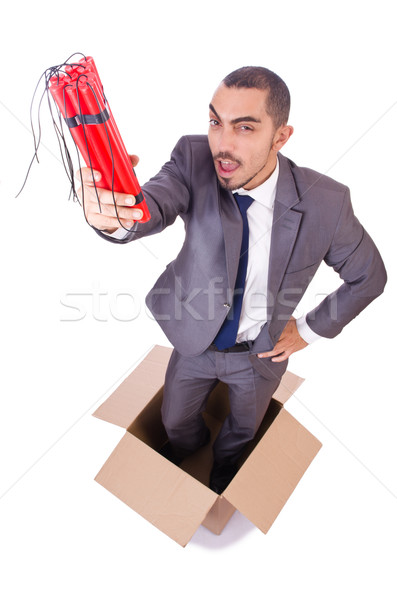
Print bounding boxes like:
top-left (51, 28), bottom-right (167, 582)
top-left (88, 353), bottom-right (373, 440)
top-left (161, 348), bottom-right (288, 464)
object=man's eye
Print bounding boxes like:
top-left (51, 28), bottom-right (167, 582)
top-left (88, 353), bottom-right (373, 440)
top-left (240, 125), bottom-right (253, 132)
top-left (209, 119), bottom-right (219, 127)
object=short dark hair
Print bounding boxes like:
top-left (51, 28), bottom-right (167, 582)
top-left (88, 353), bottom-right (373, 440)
top-left (222, 66), bottom-right (290, 129)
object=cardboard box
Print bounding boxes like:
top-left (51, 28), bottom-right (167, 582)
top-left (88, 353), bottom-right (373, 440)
top-left (93, 345), bottom-right (322, 547)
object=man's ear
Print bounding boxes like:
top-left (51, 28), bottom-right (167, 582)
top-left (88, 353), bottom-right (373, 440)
top-left (273, 125), bottom-right (294, 151)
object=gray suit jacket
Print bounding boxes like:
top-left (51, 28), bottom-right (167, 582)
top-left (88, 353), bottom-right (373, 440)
top-left (97, 135), bottom-right (387, 359)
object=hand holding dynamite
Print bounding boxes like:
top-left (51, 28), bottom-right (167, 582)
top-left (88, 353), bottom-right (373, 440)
top-left (19, 53), bottom-right (150, 232)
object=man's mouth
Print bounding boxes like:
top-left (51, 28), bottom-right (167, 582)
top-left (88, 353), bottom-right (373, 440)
top-left (217, 159), bottom-right (240, 177)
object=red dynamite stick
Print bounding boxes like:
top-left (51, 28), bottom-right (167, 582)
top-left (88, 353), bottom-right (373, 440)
top-left (53, 57), bottom-right (117, 177)
top-left (51, 72), bottom-right (101, 171)
top-left (76, 59), bottom-right (146, 200)
top-left (74, 79), bottom-right (119, 190)
top-left (86, 69), bottom-right (151, 222)
top-left (78, 56), bottom-right (101, 84)
top-left (49, 76), bottom-right (91, 166)
top-left (77, 77), bottom-right (128, 192)
top-left (49, 57), bottom-right (150, 224)
top-left (64, 83), bottom-right (97, 168)
top-left (86, 77), bottom-right (142, 195)
top-left (79, 57), bottom-right (118, 127)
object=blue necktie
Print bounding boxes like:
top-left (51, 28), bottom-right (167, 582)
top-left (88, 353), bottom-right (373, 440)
top-left (213, 193), bottom-right (255, 350)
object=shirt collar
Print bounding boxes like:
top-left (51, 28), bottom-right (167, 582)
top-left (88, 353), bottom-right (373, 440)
top-left (233, 156), bottom-right (279, 210)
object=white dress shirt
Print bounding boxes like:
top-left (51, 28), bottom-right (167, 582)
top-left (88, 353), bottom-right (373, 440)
top-left (109, 157), bottom-right (322, 345)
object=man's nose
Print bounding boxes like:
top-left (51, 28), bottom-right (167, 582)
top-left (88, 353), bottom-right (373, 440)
top-left (217, 127), bottom-right (235, 154)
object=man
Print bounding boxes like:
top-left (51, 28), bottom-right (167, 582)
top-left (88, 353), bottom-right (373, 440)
top-left (78, 67), bottom-right (387, 494)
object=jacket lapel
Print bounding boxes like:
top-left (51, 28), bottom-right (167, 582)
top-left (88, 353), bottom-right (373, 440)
top-left (267, 154), bottom-right (302, 322)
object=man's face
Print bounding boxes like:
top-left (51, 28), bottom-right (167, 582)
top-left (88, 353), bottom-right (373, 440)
top-left (208, 84), bottom-right (288, 191)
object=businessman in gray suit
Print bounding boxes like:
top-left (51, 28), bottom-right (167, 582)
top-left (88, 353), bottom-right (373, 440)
top-left (78, 67), bottom-right (387, 493)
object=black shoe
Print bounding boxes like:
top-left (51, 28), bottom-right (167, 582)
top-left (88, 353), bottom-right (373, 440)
top-left (158, 441), bottom-right (184, 466)
top-left (209, 461), bottom-right (238, 495)
top-left (159, 428), bottom-right (211, 466)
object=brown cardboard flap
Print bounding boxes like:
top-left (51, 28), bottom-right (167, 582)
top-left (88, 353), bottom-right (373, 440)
top-left (201, 496), bottom-right (236, 535)
top-left (272, 370), bottom-right (305, 405)
top-left (93, 345), bottom-right (173, 428)
top-left (95, 432), bottom-right (218, 547)
top-left (223, 409), bottom-right (322, 533)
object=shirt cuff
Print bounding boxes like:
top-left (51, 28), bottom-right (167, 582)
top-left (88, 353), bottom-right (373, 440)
top-left (104, 227), bottom-right (130, 240)
top-left (295, 315), bottom-right (323, 344)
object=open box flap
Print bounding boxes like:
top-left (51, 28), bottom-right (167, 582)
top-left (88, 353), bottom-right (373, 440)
top-left (223, 409), bottom-right (322, 533)
top-left (93, 345), bottom-right (303, 428)
top-left (93, 345), bottom-right (173, 428)
top-left (272, 370), bottom-right (305, 405)
top-left (95, 433), bottom-right (218, 547)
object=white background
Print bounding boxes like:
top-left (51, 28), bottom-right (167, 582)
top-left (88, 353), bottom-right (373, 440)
top-left (1, 0), bottom-right (396, 597)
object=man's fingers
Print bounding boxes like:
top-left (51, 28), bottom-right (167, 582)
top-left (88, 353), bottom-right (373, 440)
top-left (270, 351), bottom-right (290, 363)
top-left (87, 211), bottom-right (142, 231)
top-left (257, 341), bottom-right (285, 359)
top-left (75, 158), bottom-right (143, 230)
top-left (256, 323), bottom-right (308, 361)
top-left (76, 154), bottom-right (139, 182)
top-left (256, 345), bottom-right (290, 361)
top-left (88, 201), bottom-right (143, 221)
top-left (90, 188), bottom-right (139, 208)
top-left (78, 183), bottom-right (140, 210)
top-left (96, 203), bottom-right (143, 220)
top-left (129, 154), bottom-right (140, 168)
top-left (75, 167), bottom-right (102, 185)
top-left (257, 350), bottom-right (275, 359)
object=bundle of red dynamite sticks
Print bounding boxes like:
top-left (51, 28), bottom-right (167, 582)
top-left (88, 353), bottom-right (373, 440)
top-left (20, 54), bottom-right (150, 227)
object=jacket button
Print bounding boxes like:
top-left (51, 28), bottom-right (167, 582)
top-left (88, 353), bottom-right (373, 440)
top-left (223, 303), bottom-right (231, 309)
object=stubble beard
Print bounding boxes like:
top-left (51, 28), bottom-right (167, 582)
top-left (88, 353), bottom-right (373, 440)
top-left (217, 169), bottom-right (264, 191)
